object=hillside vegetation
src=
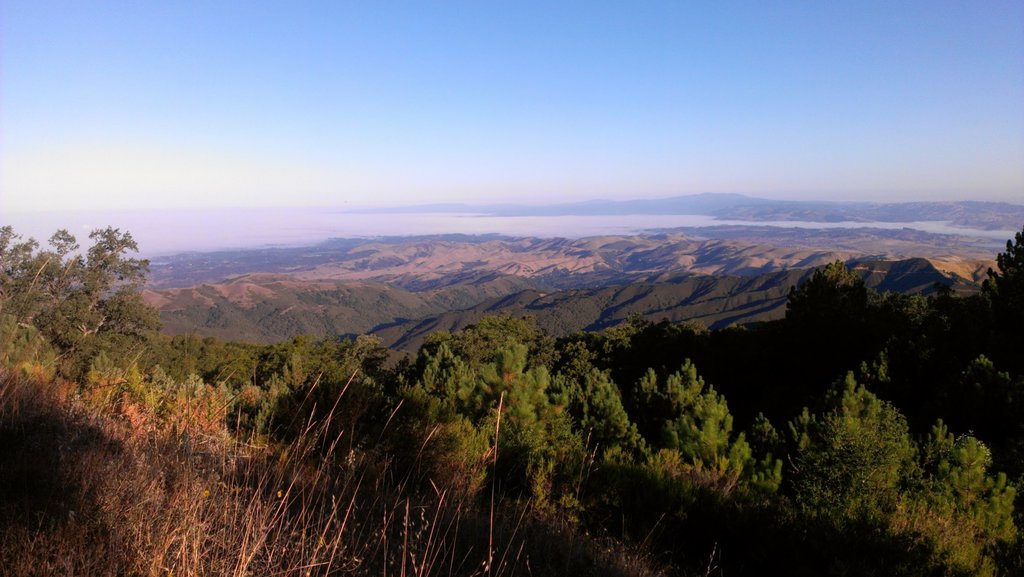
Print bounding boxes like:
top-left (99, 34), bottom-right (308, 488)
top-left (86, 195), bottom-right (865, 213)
top-left (373, 257), bottom-right (972, 353)
top-left (147, 228), bottom-right (1000, 290)
top-left (146, 272), bottom-right (543, 343)
top-left (144, 229), bottom-right (985, 346)
top-left (2, 224), bottom-right (1024, 576)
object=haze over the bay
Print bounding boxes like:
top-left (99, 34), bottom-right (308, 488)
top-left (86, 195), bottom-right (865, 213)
top-left (2, 1), bottom-right (1022, 226)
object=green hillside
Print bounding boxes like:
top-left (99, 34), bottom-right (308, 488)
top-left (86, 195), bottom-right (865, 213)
top-left (371, 258), bottom-right (973, 352)
top-left (2, 223), bottom-right (1023, 576)
top-left (150, 272), bottom-right (543, 342)
top-left (146, 256), bottom-right (974, 349)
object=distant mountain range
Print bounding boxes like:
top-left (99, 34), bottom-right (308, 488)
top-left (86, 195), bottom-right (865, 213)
top-left (140, 200), bottom-right (1019, 347)
top-left (353, 193), bottom-right (1024, 230)
top-left (146, 273), bottom-right (539, 343)
top-left (373, 258), bottom-right (968, 352)
top-left (146, 257), bottom-right (974, 349)
top-left (144, 227), bottom-right (993, 347)
top-left (148, 227), bottom-right (998, 290)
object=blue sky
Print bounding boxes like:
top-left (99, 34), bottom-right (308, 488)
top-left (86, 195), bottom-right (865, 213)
top-left (2, 1), bottom-right (1022, 213)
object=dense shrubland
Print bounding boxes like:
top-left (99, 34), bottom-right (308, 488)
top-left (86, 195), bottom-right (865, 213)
top-left (2, 224), bottom-right (1024, 576)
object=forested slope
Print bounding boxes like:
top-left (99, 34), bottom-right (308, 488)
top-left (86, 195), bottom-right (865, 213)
top-left (375, 257), bottom-right (970, 352)
top-left (2, 224), bottom-right (1023, 576)
top-left (145, 256), bottom-right (973, 347)
top-left (146, 272), bottom-right (542, 342)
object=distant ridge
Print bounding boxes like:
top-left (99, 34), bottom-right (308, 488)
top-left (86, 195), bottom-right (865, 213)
top-left (350, 192), bottom-right (1024, 230)
top-left (371, 257), bottom-right (972, 353)
top-left (142, 227), bottom-right (1005, 346)
top-left (353, 193), bottom-right (760, 217)
top-left (149, 229), bottom-right (998, 290)
top-left (146, 256), bottom-right (976, 347)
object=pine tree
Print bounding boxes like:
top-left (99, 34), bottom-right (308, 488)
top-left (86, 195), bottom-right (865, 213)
top-left (983, 226), bottom-right (1024, 374)
top-left (791, 373), bottom-right (917, 518)
top-left (575, 368), bottom-right (645, 458)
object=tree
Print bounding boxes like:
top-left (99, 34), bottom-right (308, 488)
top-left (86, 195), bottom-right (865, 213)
top-left (0, 226), bottom-right (160, 375)
top-left (572, 368), bottom-right (645, 459)
top-left (448, 315), bottom-right (555, 369)
top-left (0, 226), bottom-right (41, 320)
top-left (923, 423), bottom-right (1016, 541)
top-left (790, 374), bottom-right (917, 518)
top-left (783, 260), bottom-right (884, 397)
top-left (983, 226), bottom-right (1024, 373)
top-left (631, 361), bottom-right (777, 492)
top-left (983, 226), bottom-right (1024, 313)
top-left (786, 260), bottom-right (870, 325)
top-left (418, 340), bottom-right (475, 411)
top-left (913, 420), bottom-right (1018, 574)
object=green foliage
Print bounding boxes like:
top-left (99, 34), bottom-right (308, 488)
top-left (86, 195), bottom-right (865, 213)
top-left (0, 226), bottom-right (42, 321)
top-left (630, 365), bottom-right (698, 442)
top-left (791, 373), bottom-right (918, 519)
top-left (476, 343), bottom-right (550, 423)
top-left (596, 313), bottom-right (651, 358)
top-left (475, 344), bottom-right (587, 508)
top-left (408, 337), bottom-right (588, 510)
top-left (981, 225), bottom-right (1024, 379)
top-left (899, 420), bottom-right (1018, 575)
top-left (786, 260), bottom-right (871, 325)
top-left (0, 313), bottom-right (55, 376)
top-left (0, 226), bottom-right (159, 378)
top-left (417, 340), bottom-right (476, 413)
top-left (785, 378), bottom-right (1017, 575)
top-left (662, 387), bottom-right (749, 490)
top-left (573, 368), bottom-right (645, 458)
top-left (6, 227), bottom-right (1024, 576)
top-left (391, 381), bottom-right (492, 495)
top-left (497, 406), bottom-right (586, 512)
top-left (268, 335), bottom-right (392, 443)
top-left (947, 355), bottom-right (1016, 430)
top-left (629, 361), bottom-right (780, 493)
top-left (984, 225), bottom-right (1024, 317)
top-left (923, 422), bottom-right (1017, 541)
top-left (446, 315), bottom-right (556, 369)
top-left (746, 413), bottom-right (784, 493)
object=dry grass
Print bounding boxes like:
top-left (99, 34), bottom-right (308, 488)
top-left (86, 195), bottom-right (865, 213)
top-left (0, 368), bottom-right (668, 577)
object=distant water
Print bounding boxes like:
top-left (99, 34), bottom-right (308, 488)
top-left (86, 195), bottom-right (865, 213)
top-left (4, 207), bottom-right (1017, 258)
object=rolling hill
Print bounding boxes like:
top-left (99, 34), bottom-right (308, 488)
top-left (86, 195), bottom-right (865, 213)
top-left (145, 254), bottom-right (975, 348)
top-left (372, 257), bottom-right (973, 352)
top-left (149, 228), bottom-right (998, 290)
top-left (145, 273), bottom-right (543, 342)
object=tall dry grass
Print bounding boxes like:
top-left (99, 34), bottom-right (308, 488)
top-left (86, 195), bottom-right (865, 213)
top-left (0, 368), bottom-right (667, 577)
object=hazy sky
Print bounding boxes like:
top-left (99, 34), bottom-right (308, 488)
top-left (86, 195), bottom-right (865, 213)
top-left (2, 1), bottom-right (1023, 214)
